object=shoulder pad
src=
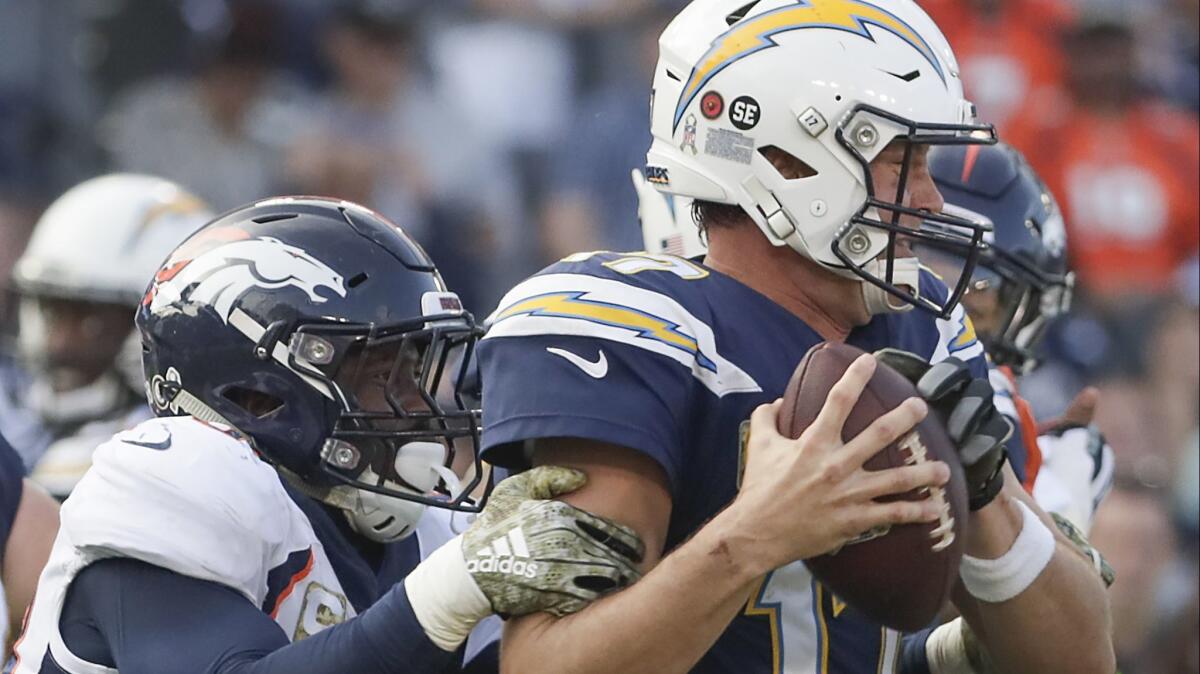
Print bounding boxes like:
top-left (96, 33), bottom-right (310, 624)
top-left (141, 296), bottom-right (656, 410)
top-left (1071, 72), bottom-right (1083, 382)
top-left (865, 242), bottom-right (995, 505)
top-left (484, 253), bottom-right (758, 396)
top-left (60, 417), bottom-right (312, 604)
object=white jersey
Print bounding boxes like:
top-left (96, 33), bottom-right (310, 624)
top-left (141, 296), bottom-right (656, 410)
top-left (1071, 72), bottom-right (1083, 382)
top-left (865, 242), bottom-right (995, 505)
top-left (13, 416), bottom-right (498, 672)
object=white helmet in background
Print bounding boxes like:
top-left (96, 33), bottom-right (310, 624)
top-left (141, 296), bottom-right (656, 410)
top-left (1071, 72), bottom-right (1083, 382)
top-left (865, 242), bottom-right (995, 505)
top-left (645, 0), bottom-right (996, 317)
top-left (12, 174), bottom-right (212, 424)
top-left (632, 169), bottom-right (706, 259)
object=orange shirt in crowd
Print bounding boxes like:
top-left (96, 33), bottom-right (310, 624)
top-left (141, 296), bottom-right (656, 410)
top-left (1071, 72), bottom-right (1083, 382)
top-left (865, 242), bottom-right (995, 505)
top-left (1007, 102), bottom-right (1200, 301)
top-left (922, 0), bottom-right (1075, 131)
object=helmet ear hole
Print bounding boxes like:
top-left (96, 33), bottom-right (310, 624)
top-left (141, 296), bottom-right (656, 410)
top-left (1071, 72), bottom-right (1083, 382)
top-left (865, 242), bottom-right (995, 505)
top-left (223, 386), bottom-right (285, 419)
top-left (758, 146), bottom-right (818, 181)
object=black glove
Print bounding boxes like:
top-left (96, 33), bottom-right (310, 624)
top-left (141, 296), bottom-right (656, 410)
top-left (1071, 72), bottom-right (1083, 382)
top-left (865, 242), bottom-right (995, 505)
top-left (875, 349), bottom-right (1013, 510)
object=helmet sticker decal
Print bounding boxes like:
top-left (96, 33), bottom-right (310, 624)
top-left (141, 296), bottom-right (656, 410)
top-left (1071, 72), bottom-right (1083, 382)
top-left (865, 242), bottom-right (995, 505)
top-left (700, 90), bottom-right (724, 120)
top-left (680, 115), bottom-right (700, 155)
top-left (704, 128), bottom-right (755, 165)
top-left (729, 95), bottom-right (761, 131)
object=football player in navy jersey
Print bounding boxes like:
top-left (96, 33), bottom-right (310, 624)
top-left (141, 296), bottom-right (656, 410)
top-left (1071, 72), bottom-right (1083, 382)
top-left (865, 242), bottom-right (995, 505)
top-left (13, 198), bottom-right (644, 673)
top-left (0, 432), bottom-right (58, 658)
top-left (475, 1), bottom-right (1114, 673)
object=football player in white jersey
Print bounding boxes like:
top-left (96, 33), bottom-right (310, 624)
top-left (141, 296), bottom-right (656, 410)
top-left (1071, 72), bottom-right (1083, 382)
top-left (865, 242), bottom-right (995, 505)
top-left (14, 197), bottom-right (644, 673)
top-left (9, 174), bottom-right (213, 497)
top-left (474, 1), bottom-right (1114, 673)
top-left (0, 432), bottom-right (58, 659)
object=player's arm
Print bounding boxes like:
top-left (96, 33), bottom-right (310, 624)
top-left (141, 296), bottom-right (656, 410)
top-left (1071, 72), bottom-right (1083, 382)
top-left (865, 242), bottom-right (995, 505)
top-left (877, 351), bottom-right (1114, 674)
top-left (948, 467), bottom-right (1114, 674)
top-left (498, 356), bottom-right (951, 674)
top-left (4, 479), bottom-right (58, 641)
top-left (58, 557), bottom-right (456, 674)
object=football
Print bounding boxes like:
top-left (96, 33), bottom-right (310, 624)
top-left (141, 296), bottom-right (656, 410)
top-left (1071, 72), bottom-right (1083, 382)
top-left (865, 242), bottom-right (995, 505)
top-left (778, 341), bottom-right (968, 632)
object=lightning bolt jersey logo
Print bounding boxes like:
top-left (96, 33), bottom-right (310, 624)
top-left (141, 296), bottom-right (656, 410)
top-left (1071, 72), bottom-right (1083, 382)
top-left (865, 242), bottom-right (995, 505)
top-left (675, 0), bottom-right (945, 129)
top-left (494, 291), bottom-right (719, 373)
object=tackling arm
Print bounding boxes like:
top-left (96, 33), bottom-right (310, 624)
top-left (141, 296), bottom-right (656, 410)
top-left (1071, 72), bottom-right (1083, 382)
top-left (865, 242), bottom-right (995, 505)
top-left (950, 464), bottom-right (1115, 674)
top-left (55, 557), bottom-right (458, 674)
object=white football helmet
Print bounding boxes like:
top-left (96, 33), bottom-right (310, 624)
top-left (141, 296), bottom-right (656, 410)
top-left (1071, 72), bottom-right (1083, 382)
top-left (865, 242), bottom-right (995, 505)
top-left (645, 0), bottom-right (996, 317)
top-left (12, 174), bottom-right (212, 424)
top-left (632, 169), bottom-right (706, 259)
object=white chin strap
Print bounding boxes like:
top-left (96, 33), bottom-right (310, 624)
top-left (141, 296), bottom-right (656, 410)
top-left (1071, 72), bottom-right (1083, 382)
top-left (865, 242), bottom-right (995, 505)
top-left (344, 482), bottom-right (430, 543)
top-left (292, 441), bottom-right (461, 544)
top-left (861, 257), bottom-right (921, 316)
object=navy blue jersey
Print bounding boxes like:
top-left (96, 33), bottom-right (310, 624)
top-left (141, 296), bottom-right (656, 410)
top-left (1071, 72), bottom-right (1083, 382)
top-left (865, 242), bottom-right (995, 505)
top-left (1, 431), bottom-right (25, 561)
top-left (478, 251), bottom-right (994, 674)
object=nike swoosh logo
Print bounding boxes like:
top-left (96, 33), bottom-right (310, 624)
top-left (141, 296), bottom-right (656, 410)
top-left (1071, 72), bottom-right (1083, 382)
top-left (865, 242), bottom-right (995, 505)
top-left (546, 347), bottom-right (608, 379)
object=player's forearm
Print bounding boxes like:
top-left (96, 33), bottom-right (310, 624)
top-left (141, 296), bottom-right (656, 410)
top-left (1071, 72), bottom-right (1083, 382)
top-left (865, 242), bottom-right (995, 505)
top-left (221, 581), bottom-right (458, 674)
top-left (500, 510), bottom-right (765, 674)
top-left (953, 484), bottom-right (1115, 674)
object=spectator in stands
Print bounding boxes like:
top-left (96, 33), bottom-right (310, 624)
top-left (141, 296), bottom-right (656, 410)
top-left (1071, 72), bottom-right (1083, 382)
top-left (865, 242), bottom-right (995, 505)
top-left (1007, 16), bottom-right (1199, 322)
top-left (921, 0), bottom-right (1075, 132)
top-left (286, 0), bottom-right (521, 313)
top-left (99, 2), bottom-right (302, 210)
top-left (536, 7), bottom-right (673, 260)
top-left (1091, 477), bottom-right (1193, 674)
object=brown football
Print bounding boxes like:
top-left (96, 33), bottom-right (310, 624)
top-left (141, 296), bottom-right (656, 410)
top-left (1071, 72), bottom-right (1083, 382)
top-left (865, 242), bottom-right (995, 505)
top-left (778, 341), bottom-right (968, 632)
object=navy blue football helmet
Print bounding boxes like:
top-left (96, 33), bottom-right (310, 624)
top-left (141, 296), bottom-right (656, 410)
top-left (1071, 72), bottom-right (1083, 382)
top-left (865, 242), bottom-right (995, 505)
top-left (136, 197), bottom-right (489, 542)
top-left (920, 144), bottom-right (1074, 374)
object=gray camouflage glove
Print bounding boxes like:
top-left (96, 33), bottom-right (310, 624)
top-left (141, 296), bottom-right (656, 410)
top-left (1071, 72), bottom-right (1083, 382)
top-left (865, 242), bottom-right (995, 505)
top-left (463, 465), bottom-right (645, 617)
top-left (405, 465), bottom-right (646, 650)
top-left (874, 349), bottom-right (1013, 510)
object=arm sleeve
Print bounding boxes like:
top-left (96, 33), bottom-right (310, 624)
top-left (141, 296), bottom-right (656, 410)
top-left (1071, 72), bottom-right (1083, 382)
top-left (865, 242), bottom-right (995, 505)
top-left (0, 432), bottom-right (25, 563)
top-left (60, 558), bottom-right (457, 674)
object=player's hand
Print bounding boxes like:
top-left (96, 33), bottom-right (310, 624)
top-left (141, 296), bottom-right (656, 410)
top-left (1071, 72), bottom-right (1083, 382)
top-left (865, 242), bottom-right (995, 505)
top-left (1036, 386), bottom-right (1099, 435)
top-left (463, 465), bottom-right (645, 617)
top-left (731, 354), bottom-right (950, 568)
top-left (874, 349), bottom-right (1013, 510)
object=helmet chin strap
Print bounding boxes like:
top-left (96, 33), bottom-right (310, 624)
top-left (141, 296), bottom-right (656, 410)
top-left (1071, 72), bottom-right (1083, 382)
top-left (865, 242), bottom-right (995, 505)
top-left (861, 257), bottom-right (921, 316)
top-left (283, 441), bottom-right (460, 544)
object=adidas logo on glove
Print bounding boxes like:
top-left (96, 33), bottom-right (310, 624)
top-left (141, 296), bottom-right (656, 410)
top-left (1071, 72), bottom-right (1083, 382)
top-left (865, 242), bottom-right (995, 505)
top-left (466, 527), bottom-right (539, 579)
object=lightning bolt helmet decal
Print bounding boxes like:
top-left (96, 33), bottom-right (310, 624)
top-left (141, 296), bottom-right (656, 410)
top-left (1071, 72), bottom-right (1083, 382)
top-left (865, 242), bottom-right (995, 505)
top-left (674, 0), bottom-right (946, 130)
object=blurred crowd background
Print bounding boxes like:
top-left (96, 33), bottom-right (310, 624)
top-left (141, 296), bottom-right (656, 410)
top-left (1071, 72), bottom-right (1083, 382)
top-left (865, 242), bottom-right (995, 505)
top-left (0, 0), bottom-right (1195, 671)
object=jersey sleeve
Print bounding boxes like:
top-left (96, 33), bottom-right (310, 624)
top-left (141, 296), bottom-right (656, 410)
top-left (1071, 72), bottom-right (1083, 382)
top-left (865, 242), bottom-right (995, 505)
top-left (56, 558), bottom-right (455, 674)
top-left (0, 432), bottom-right (25, 563)
top-left (58, 417), bottom-right (307, 605)
top-left (478, 261), bottom-right (758, 494)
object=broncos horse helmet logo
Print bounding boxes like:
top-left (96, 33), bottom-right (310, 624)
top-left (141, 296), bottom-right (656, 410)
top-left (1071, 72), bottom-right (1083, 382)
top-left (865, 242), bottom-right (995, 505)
top-left (148, 235), bottom-right (347, 322)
